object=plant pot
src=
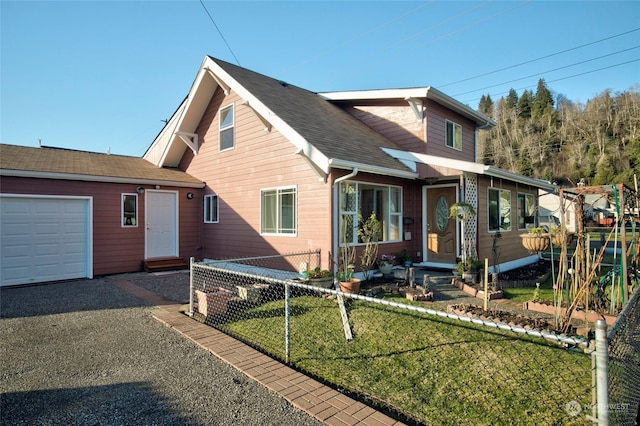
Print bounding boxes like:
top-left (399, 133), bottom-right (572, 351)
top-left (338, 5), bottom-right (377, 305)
top-left (339, 278), bottom-right (361, 294)
top-left (237, 283), bottom-right (268, 303)
top-left (196, 288), bottom-right (232, 317)
top-left (378, 263), bottom-right (393, 275)
top-left (520, 233), bottom-right (550, 252)
top-left (308, 277), bottom-right (334, 289)
top-left (551, 232), bottom-right (574, 247)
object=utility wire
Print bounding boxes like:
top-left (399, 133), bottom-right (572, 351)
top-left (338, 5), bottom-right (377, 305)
top-left (441, 27), bottom-right (640, 89)
top-left (453, 46), bottom-right (640, 97)
top-left (199, 0), bottom-right (240, 65)
top-left (462, 58), bottom-right (640, 105)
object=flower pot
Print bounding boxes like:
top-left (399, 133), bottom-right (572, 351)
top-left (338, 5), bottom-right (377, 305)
top-left (551, 232), bottom-right (574, 247)
top-left (309, 277), bottom-right (334, 289)
top-left (520, 233), bottom-right (550, 252)
top-left (196, 288), bottom-right (232, 317)
top-left (237, 284), bottom-right (268, 304)
top-left (378, 263), bottom-right (393, 275)
top-left (339, 278), bottom-right (361, 294)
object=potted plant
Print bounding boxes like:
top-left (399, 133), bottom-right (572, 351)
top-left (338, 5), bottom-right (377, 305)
top-left (378, 254), bottom-right (396, 275)
top-left (397, 249), bottom-right (412, 267)
top-left (550, 226), bottom-right (574, 247)
top-left (521, 227), bottom-right (550, 252)
top-left (358, 213), bottom-right (382, 281)
top-left (337, 214), bottom-right (361, 294)
top-left (457, 257), bottom-right (484, 284)
top-left (307, 267), bottom-right (334, 289)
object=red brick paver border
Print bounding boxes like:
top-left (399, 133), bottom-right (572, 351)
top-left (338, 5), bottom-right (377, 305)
top-left (108, 276), bottom-right (404, 426)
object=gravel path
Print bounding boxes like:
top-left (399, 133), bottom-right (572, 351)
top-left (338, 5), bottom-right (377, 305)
top-left (0, 277), bottom-right (323, 426)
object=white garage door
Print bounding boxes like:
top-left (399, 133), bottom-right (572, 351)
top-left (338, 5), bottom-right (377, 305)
top-left (0, 196), bottom-right (92, 286)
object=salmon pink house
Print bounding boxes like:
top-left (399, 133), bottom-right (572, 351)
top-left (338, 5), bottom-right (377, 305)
top-left (144, 56), bottom-right (556, 275)
top-left (0, 55), bottom-right (556, 286)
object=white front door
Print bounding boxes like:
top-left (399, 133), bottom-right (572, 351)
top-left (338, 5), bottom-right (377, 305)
top-left (145, 191), bottom-right (178, 259)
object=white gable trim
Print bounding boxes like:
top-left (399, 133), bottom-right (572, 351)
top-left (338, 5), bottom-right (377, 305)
top-left (381, 148), bottom-right (557, 191)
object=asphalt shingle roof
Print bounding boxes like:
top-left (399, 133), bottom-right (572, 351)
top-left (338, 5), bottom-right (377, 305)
top-left (0, 144), bottom-right (203, 186)
top-left (211, 57), bottom-right (413, 174)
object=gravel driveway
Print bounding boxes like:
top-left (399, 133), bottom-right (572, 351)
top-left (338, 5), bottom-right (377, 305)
top-left (0, 276), bottom-right (323, 426)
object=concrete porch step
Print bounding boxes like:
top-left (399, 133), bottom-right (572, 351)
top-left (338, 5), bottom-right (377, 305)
top-left (144, 257), bottom-right (188, 273)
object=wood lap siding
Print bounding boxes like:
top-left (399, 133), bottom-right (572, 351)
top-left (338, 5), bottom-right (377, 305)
top-left (476, 176), bottom-right (537, 264)
top-left (425, 99), bottom-right (476, 162)
top-left (0, 177), bottom-right (201, 276)
top-left (184, 87), bottom-right (332, 264)
top-left (344, 101), bottom-right (424, 152)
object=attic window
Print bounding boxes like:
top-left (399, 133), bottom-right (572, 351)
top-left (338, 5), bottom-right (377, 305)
top-left (445, 120), bottom-right (462, 151)
top-left (219, 104), bottom-right (234, 151)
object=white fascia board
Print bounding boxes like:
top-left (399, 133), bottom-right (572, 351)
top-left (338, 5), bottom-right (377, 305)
top-left (381, 148), bottom-right (557, 190)
top-left (328, 158), bottom-right (418, 179)
top-left (0, 169), bottom-right (205, 188)
top-left (320, 87), bottom-right (495, 128)
top-left (320, 88), bottom-right (428, 101)
top-left (204, 57), bottom-right (331, 174)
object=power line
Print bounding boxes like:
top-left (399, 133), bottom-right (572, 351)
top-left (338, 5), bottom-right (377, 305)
top-left (441, 27), bottom-right (640, 89)
top-left (453, 46), bottom-right (640, 97)
top-left (199, 0), bottom-right (240, 66)
top-left (462, 58), bottom-right (640, 105)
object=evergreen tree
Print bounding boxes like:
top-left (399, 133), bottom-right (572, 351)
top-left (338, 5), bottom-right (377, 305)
top-left (505, 89), bottom-right (518, 111)
top-left (532, 79), bottom-right (554, 119)
top-left (518, 90), bottom-right (533, 119)
top-left (478, 94), bottom-right (494, 119)
top-left (518, 148), bottom-right (534, 177)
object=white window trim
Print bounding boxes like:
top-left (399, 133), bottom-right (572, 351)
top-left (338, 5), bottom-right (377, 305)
top-left (488, 187), bottom-right (511, 232)
top-left (445, 119), bottom-right (462, 151)
top-left (260, 185), bottom-right (298, 237)
top-left (121, 193), bottom-right (138, 228)
top-left (339, 181), bottom-right (403, 245)
top-left (219, 103), bottom-right (235, 152)
top-left (517, 192), bottom-right (535, 231)
top-left (204, 194), bottom-right (219, 224)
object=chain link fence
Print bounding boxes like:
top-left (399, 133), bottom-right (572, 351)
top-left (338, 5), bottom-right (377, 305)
top-left (188, 251), bottom-right (602, 425)
top-left (606, 286), bottom-right (640, 425)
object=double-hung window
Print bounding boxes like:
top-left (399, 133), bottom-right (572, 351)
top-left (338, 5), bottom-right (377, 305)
top-left (488, 188), bottom-right (511, 232)
top-left (261, 186), bottom-right (297, 235)
top-left (517, 193), bottom-right (535, 230)
top-left (219, 104), bottom-right (234, 151)
top-left (445, 120), bottom-right (462, 150)
top-left (340, 181), bottom-right (402, 244)
top-left (204, 194), bottom-right (219, 223)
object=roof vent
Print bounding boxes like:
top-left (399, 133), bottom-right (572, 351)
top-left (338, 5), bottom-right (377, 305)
top-left (279, 80), bottom-right (288, 87)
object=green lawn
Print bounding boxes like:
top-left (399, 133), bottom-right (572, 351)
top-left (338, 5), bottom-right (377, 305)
top-left (213, 295), bottom-right (592, 425)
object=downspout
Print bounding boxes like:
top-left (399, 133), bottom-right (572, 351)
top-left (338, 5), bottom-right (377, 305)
top-left (332, 168), bottom-right (359, 283)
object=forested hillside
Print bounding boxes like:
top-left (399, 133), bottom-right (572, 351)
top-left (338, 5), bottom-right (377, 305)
top-left (477, 80), bottom-right (640, 187)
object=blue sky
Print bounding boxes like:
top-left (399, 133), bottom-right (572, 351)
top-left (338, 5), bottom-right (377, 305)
top-left (2, 1), bottom-right (639, 157)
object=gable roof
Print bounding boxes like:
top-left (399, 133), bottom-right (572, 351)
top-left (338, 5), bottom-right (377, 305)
top-left (145, 56), bottom-right (417, 179)
top-left (0, 144), bottom-right (204, 187)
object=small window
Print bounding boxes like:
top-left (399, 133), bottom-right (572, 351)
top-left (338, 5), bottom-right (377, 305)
top-left (517, 193), bottom-right (535, 230)
top-left (204, 194), bottom-right (219, 223)
top-left (445, 120), bottom-right (462, 150)
top-left (122, 194), bottom-right (137, 227)
top-left (488, 188), bottom-right (511, 232)
top-left (261, 186), bottom-right (297, 235)
top-left (219, 104), bottom-right (234, 151)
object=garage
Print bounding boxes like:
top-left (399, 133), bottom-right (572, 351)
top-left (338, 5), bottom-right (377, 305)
top-left (0, 195), bottom-right (92, 286)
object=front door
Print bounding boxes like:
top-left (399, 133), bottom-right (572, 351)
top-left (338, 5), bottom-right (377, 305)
top-left (145, 191), bottom-right (178, 259)
top-left (425, 186), bottom-right (457, 264)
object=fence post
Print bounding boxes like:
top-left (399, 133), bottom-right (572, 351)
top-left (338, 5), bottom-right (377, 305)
top-left (284, 281), bottom-right (290, 363)
top-left (595, 319), bottom-right (609, 425)
top-left (189, 257), bottom-right (195, 317)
